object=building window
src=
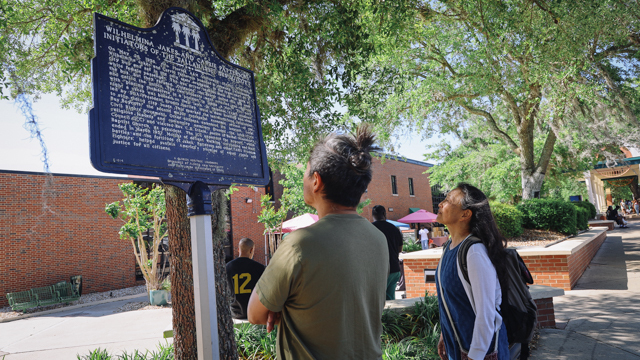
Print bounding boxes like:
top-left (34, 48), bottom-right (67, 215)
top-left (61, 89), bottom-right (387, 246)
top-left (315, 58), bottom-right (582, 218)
top-left (391, 175), bottom-right (397, 195)
top-left (408, 178), bottom-right (414, 196)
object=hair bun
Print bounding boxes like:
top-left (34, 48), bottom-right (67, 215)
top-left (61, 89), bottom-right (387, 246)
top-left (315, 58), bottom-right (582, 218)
top-left (349, 150), bottom-right (371, 173)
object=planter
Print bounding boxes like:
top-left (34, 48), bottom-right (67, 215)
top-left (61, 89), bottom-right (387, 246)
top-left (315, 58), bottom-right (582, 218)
top-left (149, 289), bottom-right (170, 306)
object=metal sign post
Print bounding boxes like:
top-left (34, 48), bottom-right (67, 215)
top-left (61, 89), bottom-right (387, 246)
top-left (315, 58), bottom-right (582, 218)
top-left (187, 181), bottom-right (219, 360)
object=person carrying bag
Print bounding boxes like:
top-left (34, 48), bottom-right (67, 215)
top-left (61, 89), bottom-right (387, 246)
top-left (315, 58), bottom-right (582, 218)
top-left (435, 183), bottom-right (510, 360)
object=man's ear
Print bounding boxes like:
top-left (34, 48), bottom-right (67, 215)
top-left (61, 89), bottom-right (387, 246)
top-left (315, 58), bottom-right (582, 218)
top-left (312, 171), bottom-right (323, 193)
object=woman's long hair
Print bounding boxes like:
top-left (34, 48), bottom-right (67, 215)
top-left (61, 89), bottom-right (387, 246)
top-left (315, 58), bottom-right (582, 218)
top-left (456, 183), bottom-right (507, 282)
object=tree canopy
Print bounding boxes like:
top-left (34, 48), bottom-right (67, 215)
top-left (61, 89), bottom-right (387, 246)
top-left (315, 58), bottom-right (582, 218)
top-left (0, 0), bottom-right (415, 162)
top-left (350, 0), bottom-right (640, 199)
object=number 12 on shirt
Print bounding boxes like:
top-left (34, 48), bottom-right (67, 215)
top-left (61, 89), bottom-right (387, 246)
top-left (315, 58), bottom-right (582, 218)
top-left (232, 273), bottom-right (252, 294)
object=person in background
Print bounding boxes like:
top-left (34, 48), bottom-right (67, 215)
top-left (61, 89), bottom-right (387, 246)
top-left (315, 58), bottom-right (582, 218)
top-left (248, 125), bottom-right (389, 360)
top-left (436, 183), bottom-right (509, 360)
top-left (614, 206), bottom-right (628, 228)
top-left (372, 205), bottom-right (404, 300)
top-left (226, 238), bottom-right (265, 319)
top-left (419, 225), bottom-right (430, 242)
top-left (635, 199), bottom-right (639, 215)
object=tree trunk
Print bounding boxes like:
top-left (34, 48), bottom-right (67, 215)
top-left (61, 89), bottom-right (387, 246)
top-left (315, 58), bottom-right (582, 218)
top-left (521, 169), bottom-right (546, 200)
top-left (166, 185), bottom-right (238, 360)
top-left (166, 185), bottom-right (197, 360)
top-left (210, 189), bottom-right (239, 360)
top-left (629, 179), bottom-right (640, 200)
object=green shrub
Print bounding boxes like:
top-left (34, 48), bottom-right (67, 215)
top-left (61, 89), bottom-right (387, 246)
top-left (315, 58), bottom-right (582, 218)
top-left (490, 202), bottom-right (523, 238)
top-left (403, 240), bottom-right (422, 253)
top-left (574, 206), bottom-right (589, 231)
top-left (78, 342), bottom-right (174, 360)
top-left (517, 199), bottom-right (577, 235)
top-left (235, 323), bottom-right (277, 360)
top-left (573, 201), bottom-right (597, 219)
top-left (382, 336), bottom-right (440, 360)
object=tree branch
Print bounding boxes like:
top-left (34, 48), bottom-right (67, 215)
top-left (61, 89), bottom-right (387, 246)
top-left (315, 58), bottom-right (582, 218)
top-left (536, 129), bottom-right (557, 175)
top-left (456, 101), bottom-right (521, 155)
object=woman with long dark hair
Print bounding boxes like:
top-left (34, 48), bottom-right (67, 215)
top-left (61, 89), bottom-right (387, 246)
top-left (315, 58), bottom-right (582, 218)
top-left (435, 183), bottom-right (509, 360)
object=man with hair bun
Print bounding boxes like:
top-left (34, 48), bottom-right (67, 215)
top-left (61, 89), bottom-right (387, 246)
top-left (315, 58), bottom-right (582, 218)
top-left (248, 125), bottom-right (389, 360)
top-left (226, 237), bottom-right (265, 320)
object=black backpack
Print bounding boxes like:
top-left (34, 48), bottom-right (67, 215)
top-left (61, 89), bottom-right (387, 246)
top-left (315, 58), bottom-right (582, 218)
top-left (448, 236), bottom-right (537, 344)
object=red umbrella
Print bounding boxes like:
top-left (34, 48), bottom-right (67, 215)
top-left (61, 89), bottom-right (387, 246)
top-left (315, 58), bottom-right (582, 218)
top-left (397, 209), bottom-right (438, 223)
top-left (281, 213), bottom-right (319, 233)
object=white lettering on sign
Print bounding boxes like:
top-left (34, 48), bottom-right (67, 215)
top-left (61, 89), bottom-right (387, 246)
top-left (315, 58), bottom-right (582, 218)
top-left (103, 23), bottom-right (259, 174)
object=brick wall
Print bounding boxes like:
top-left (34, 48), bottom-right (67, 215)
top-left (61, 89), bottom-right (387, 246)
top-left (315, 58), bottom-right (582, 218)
top-left (0, 171), bottom-right (137, 307)
top-left (404, 258), bottom-right (559, 328)
top-left (403, 258), bottom-right (440, 299)
top-left (229, 186), bottom-right (268, 265)
top-left (403, 231), bottom-right (608, 299)
top-left (360, 156), bottom-right (433, 222)
top-left (521, 230), bottom-right (607, 290)
top-left (567, 230), bottom-right (607, 289)
top-left (535, 298), bottom-right (556, 328)
top-left (521, 255), bottom-right (570, 290)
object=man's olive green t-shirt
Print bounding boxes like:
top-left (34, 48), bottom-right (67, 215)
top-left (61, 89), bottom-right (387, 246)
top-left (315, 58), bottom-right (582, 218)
top-left (255, 213), bottom-right (389, 360)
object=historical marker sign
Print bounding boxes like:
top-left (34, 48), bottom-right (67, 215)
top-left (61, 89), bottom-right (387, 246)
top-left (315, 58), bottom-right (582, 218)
top-left (90, 8), bottom-right (269, 186)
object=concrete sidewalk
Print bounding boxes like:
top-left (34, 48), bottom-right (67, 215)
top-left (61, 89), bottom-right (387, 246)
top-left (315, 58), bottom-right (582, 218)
top-left (0, 294), bottom-right (172, 359)
top-left (531, 219), bottom-right (640, 359)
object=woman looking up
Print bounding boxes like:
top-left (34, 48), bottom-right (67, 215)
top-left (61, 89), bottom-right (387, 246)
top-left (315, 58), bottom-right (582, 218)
top-left (436, 183), bottom-right (509, 360)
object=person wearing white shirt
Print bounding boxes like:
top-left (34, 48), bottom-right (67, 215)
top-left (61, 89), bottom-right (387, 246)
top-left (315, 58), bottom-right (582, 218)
top-left (435, 183), bottom-right (509, 360)
top-left (419, 227), bottom-right (430, 241)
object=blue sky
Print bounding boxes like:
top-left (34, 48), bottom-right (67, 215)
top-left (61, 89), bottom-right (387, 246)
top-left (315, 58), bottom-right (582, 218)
top-left (0, 93), bottom-right (439, 176)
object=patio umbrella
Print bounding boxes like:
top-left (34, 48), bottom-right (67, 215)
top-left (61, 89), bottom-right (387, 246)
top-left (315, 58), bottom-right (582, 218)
top-left (281, 213), bottom-right (319, 233)
top-left (386, 219), bottom-right (410, 228)
top-left (397, 209), bottom-right (438, 224)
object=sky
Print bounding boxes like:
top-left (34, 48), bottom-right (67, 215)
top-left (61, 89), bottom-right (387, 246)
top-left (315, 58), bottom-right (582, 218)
top-left (0, 93), bottom-right (440, 177)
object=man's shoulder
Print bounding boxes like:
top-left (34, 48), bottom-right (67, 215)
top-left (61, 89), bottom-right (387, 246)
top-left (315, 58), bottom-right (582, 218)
top-left (372, 220), bottom-right (391, 230)
top-left (227, 257), bottom-right (265, 270)
top-left (373, 220), bottom-right (402, 234)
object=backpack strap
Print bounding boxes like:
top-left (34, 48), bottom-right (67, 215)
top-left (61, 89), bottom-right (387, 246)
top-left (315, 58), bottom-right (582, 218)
top-left (457, 235), bottom-right (482, 284)
top-left (438, 235), bottom-right (499, 355)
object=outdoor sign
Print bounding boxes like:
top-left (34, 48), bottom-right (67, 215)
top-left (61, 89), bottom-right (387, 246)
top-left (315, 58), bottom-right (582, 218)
top-left (89, 8), bottom-right (269, 186)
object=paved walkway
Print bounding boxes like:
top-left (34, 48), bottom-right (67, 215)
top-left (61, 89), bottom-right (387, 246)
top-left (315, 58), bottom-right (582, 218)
top-left (0, 295), bottom-right (172, 359)
top-left (531, 219), bottom-right (640, 359)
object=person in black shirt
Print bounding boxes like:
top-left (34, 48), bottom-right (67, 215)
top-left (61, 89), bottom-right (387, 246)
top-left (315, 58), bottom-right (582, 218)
top-left (372, 205), bottom-right (403, 300)
top-left (226, 238), bottom-right (265, 319)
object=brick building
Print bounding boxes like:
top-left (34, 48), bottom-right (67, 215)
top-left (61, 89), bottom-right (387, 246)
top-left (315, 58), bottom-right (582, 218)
top-left (0, 156), bottom-right (431, 306)
top-left (0, 171), bottom-right (139, 307)
top-left (228, 155), bottom-right (433, 264)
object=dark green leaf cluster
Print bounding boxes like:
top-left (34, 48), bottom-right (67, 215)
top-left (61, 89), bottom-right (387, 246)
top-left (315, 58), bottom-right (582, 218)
top-left (490, 202), bottom-right (523, 239)
top-left (574, 206), bottom-right (590, 231)
top-left (573, 201), bottom-right (597, 219)
top-left (517, 199), bottom-right (577, 235)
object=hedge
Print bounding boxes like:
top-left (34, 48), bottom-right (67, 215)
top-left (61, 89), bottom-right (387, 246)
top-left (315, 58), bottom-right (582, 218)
top-left (573, 201), bottom-right (597, 219)
top-left (490, 202), bottom-right (523, 238)
top-left (575, 206), bottom-right (589, 231)
top-left (517, 198), bottom-right (577, 235)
